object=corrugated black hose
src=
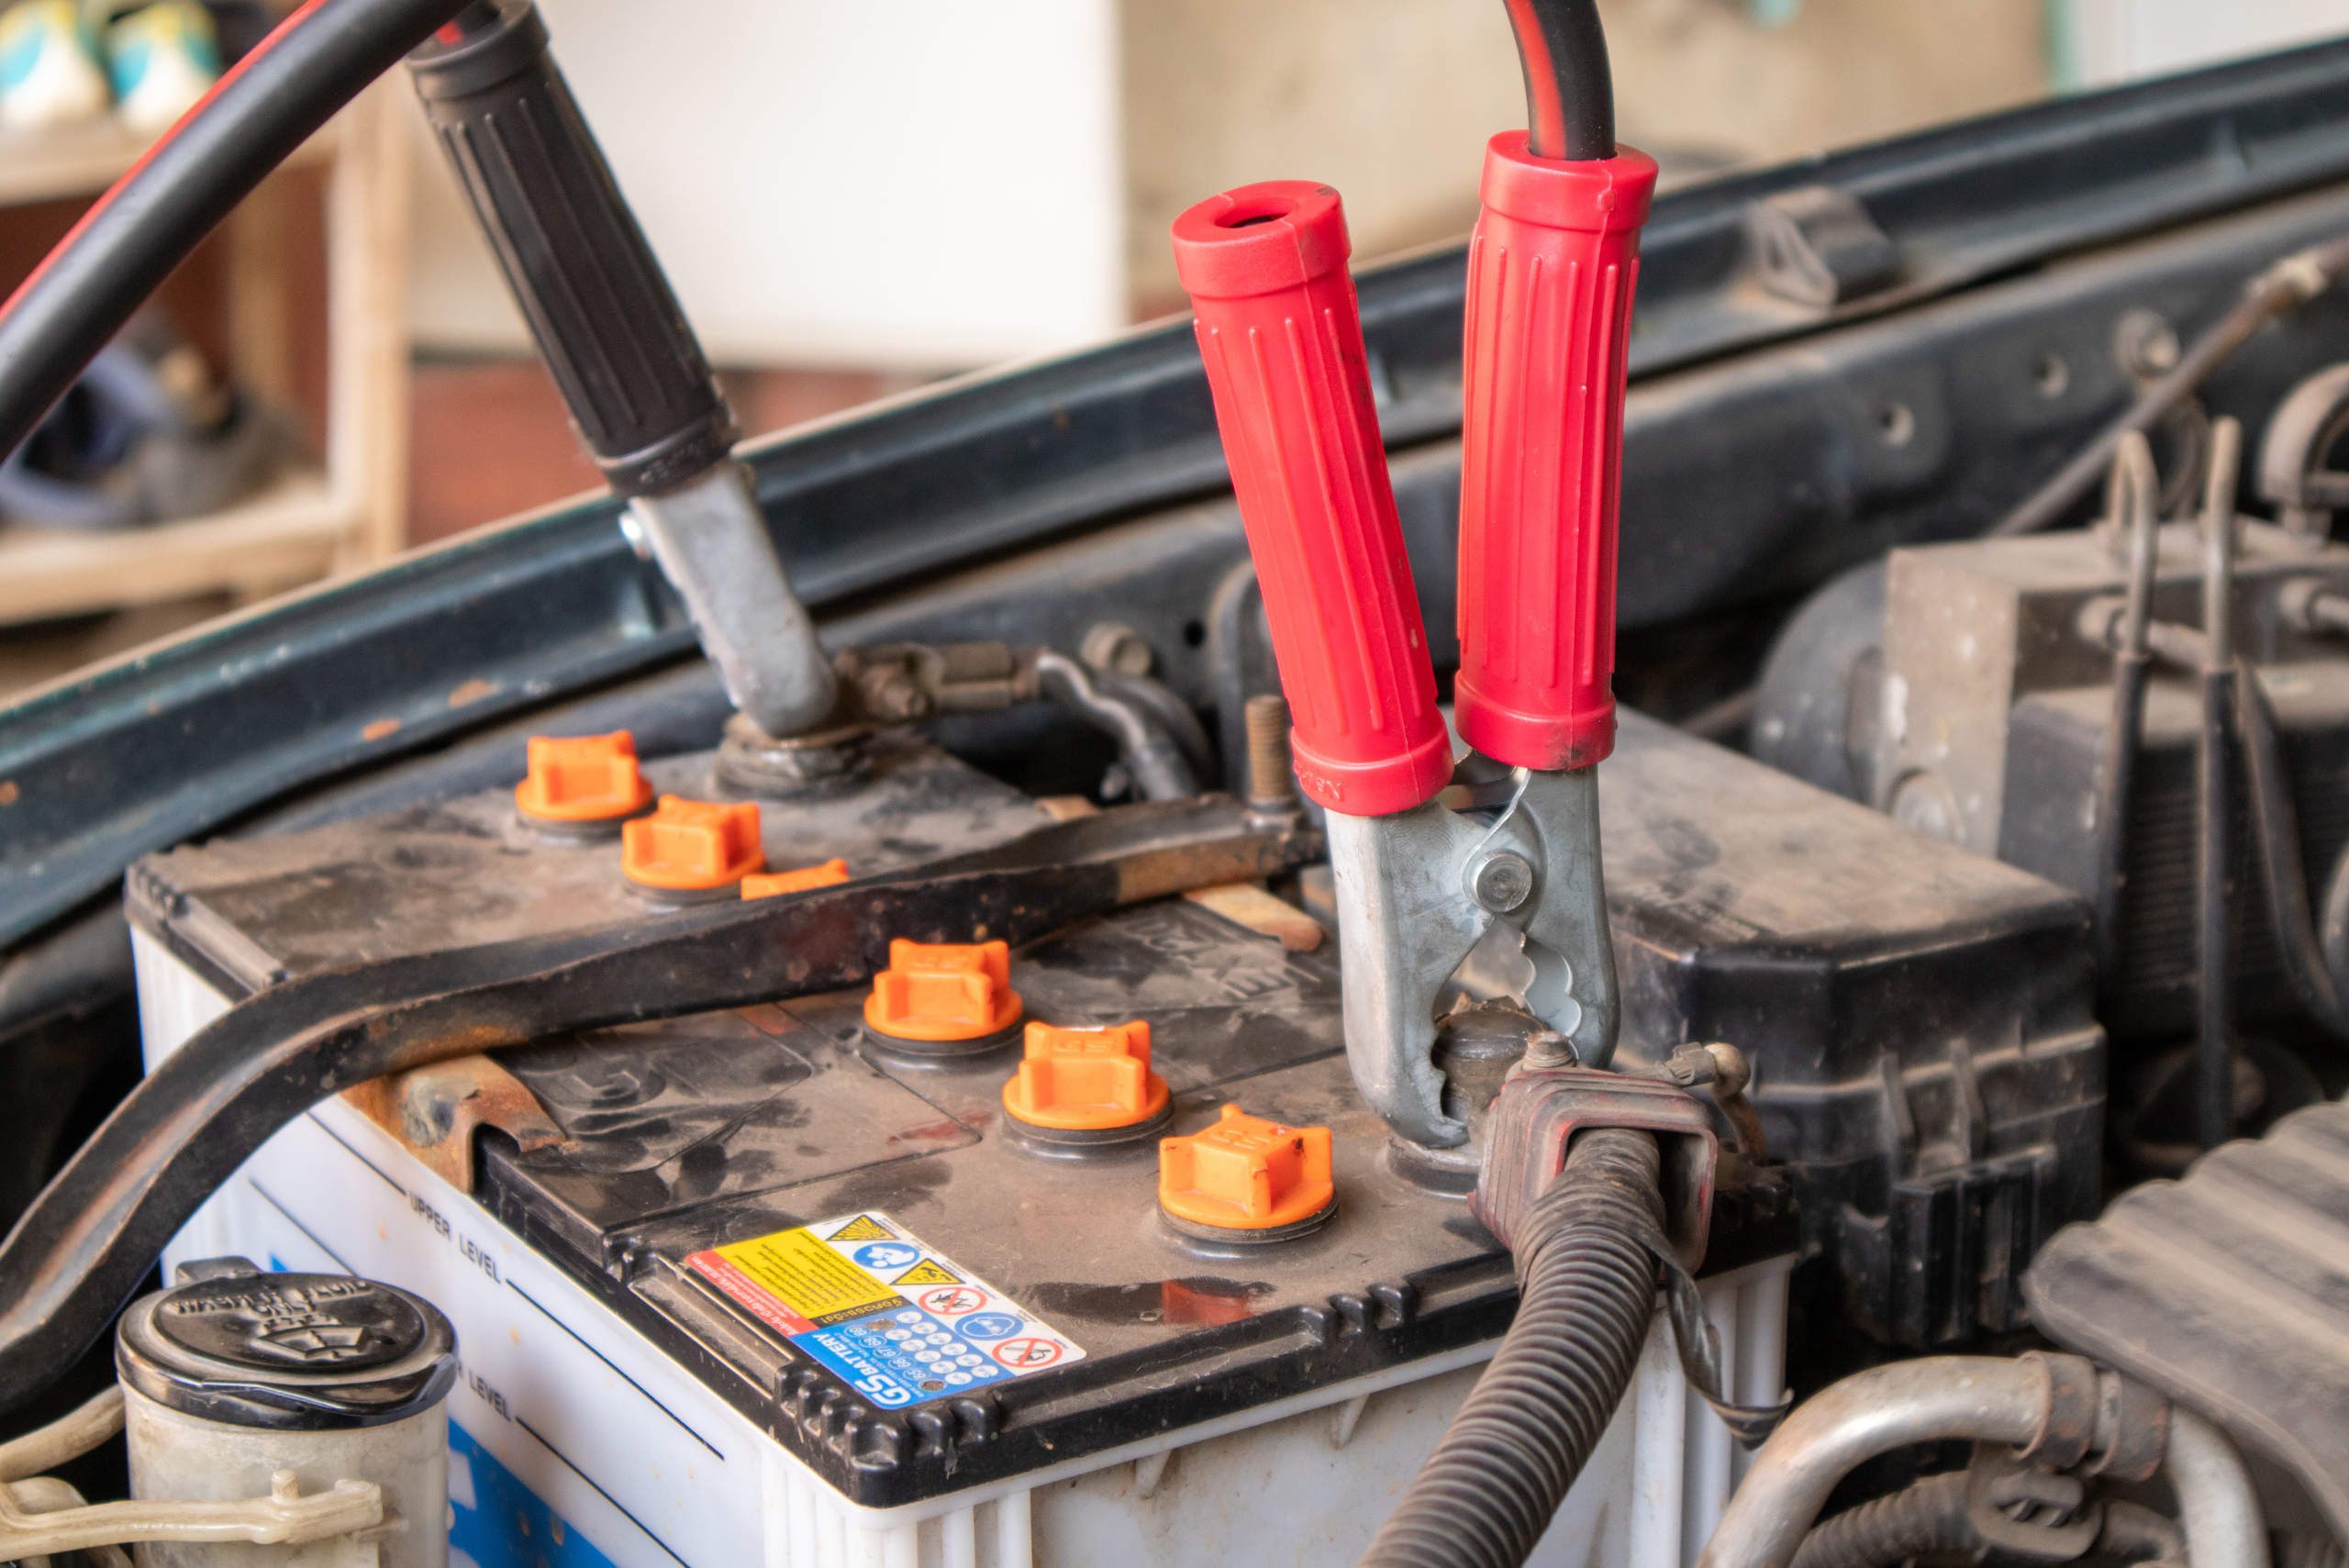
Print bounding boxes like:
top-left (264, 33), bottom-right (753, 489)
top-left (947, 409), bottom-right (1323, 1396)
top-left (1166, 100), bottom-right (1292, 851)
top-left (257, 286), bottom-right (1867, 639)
top-left (1359, 1129), bottom-right (1663, 1568)
top-left (1789, 1472), bottom-right (1975, 1568)
top-left (1791, 1476), bottom-right (2190, 1568)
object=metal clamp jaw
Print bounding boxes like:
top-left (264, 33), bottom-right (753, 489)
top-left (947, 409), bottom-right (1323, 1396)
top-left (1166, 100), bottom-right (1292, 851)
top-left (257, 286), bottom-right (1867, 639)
top-left (1326, 761), bottom-right (1616, 1148)
top-left (1170, 101), bottom-right (1647, 1155)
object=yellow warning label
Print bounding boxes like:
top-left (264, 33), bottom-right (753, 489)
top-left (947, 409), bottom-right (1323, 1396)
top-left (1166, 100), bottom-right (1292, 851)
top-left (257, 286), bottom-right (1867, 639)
top-left (711, 1228), bottom-right (903, 1328)
top-left (826, 1215), bottom-right (896, 1243)
top-left (892, 1258), bottom-right (962, 1287)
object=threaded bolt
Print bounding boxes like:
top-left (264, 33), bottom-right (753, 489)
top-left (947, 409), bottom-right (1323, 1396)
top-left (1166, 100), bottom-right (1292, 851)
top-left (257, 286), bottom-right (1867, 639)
top-left (1245, 694), bottom-right (1296, 806)
top-left (1469, 850), bottom-right (1535, 914)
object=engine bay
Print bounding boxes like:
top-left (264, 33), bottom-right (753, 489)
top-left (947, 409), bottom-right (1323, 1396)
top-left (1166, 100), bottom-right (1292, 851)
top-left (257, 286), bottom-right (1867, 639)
top-left (6, 6), bottom-right (2349, 1568)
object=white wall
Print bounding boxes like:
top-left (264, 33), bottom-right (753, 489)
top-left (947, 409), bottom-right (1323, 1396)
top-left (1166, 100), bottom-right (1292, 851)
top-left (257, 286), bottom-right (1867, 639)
top-left (1123, 0), bottom-right (2050, 307)
top-left (406, 0), bottom-right (1126, 372)
top-left (2059, 0), bottom-right (2346, 88)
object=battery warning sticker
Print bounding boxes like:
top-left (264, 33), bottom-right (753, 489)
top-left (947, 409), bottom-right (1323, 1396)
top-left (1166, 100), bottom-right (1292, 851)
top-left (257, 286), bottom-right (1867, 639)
top-left (685, 1212), bottom-right (1084, 1408)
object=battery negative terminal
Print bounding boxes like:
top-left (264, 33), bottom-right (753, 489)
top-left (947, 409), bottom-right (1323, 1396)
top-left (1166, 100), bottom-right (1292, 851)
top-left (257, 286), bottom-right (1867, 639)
top-left (863, 939), bottom-right (1025, 1051)
top-left (620, 795), bottom-right (765, 893)
top-left (515, 730), bottom-right (654, 825)
top-left (1002, 1020), bottom-right (1172, 1142)
top-left (1159, 1105), bottom-right (1336, 1241)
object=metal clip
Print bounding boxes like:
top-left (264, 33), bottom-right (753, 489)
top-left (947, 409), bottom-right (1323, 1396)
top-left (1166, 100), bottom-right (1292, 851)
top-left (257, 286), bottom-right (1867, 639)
top-left (1325, 763), bottom-right (1618, 1148)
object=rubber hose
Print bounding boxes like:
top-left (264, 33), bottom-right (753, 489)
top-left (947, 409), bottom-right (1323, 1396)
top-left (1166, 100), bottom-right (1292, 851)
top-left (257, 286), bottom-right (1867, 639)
top-left (2100, 1501), bottom-right (2188, 1568)
top-left (2321, 844), bottom-right (2349, 1028)
top-left (2199, 660), bottom-right (2234, 1151)
top-left (1359, 1128), bottom-right (1661, 1568)
top-left (2275, 1531), bottom-right (2349, 1568)
top-left (1787, 1472), bottom-right (1975, 1568)
top-left (2094, 436), bottom-right (2159, 1012)
top-left (1500, 0), bottom-right (1615, 161)
top-left (1991, 235), bottom-right (2349, 538)
top-left (1032, 652), bottom-right (1200, 801)
top-left (2198, 420), bottom-right (2242, 1152)
top-left (0, 0), bottom-right (474, 459)
top-left (2233, 667), bottom-right (2349, 1037)
top-left (1091, 669), bottom-right (1218, 790)
top-left (2097, 652), bottom-right (2151, 1001)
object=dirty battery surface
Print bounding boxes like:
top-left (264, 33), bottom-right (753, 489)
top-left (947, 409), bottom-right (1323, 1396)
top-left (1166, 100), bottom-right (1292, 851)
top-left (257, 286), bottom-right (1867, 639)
top-left (127, 731), bottom-right (1799, 1534)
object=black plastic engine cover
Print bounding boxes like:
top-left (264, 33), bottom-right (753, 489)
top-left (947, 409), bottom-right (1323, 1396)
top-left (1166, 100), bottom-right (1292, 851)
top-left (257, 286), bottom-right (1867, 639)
top-left (1604, 712), bottom-right (2103, 1347)
top-left (2026, 1099), bottom-right (2349, 1540)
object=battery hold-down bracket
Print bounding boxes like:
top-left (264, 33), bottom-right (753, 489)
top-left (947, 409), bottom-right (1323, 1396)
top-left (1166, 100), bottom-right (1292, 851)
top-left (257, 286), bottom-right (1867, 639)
top-left (1473, 1065), bottom-right (1790, 1447)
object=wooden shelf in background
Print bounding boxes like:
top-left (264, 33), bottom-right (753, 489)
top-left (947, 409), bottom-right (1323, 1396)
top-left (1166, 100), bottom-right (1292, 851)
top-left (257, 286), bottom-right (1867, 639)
top-left (0, 470), bottom-right (347, 623)
top-left (0, 117), bottom-right (334, 207)
top-left (0, 85), bottom-right (402, 635)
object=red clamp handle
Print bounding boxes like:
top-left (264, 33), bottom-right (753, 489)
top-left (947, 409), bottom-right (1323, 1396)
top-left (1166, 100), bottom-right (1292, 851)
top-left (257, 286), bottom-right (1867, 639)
top-left (1172, 182), bottom-right (1452, 818)
top-left (1453, 133), bottom-right (1656, 772)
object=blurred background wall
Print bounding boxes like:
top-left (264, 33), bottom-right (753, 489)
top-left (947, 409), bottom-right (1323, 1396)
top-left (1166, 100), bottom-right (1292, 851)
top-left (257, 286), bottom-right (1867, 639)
top-left (395, 0), bottom-right (2340, 544)
top-left (5, 0), bottom-right (2343, 698)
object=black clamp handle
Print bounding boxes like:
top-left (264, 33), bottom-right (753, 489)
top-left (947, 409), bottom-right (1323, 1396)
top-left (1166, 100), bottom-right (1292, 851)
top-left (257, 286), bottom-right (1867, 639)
top-left (407, 2), bottom-right (733, 497)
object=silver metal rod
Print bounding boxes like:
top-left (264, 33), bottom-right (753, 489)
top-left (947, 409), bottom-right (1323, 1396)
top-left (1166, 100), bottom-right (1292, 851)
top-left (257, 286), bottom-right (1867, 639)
top-left (2165, 1407), bottom-right (2272, 1568)
top-left (2198, 417), bottom-right (2243, 1151)
top-left (2118, 430), bottom-right (2159, 659)
top-left (1694, 1358), bottom-right (2047, 1568)
top-left (2203, 417), bottom-right (2243, 668)
top-left (624, 459), bottom-right (839, 739)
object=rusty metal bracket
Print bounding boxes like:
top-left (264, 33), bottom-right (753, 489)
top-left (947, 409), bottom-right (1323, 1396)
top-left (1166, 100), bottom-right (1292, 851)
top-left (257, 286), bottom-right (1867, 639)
top-left (342, 1055), bottom-right (564, 1190)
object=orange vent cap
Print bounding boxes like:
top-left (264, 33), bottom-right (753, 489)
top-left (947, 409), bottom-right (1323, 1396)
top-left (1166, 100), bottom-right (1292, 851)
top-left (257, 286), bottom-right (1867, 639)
top-left (516, 731), bottom-right (653, 822)
top-left (1003, 1021), bottom-right (1168, 1131)
top-left (741, 859), bottom-right (851, 899)
top-left (621, 795), bottom-right (764, 890)
top-left (1159, 1105), bottom-right (1335, 1230)
top-left (864, 939), bottom-right (1022, 1042)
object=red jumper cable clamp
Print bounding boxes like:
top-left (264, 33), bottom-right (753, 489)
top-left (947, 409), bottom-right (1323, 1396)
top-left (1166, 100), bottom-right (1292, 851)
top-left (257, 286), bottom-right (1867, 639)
top-left (1171, 141), bottom-right (1652, 1155)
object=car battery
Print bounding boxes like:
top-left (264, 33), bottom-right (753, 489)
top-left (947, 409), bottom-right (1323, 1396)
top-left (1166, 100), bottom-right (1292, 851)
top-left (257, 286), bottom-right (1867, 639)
top-left (127, 729), bottom-right (1799, 1568)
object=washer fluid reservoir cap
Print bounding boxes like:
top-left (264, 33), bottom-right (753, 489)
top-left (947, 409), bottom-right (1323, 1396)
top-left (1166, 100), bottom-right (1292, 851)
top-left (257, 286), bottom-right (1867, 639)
top-left (622, 795), bottom-right (765, 892)
top-left (1003, 1020), bottom-right (1171, 1140)
top-left (117, 1257), bottom-right (458, 1430)
top-left (516, 729), bottom-right (655, 824)
top-left (864, 939), bottom-right (1024, 1050)
top-left (1159, 1105), bottom-right (1336, 1240)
